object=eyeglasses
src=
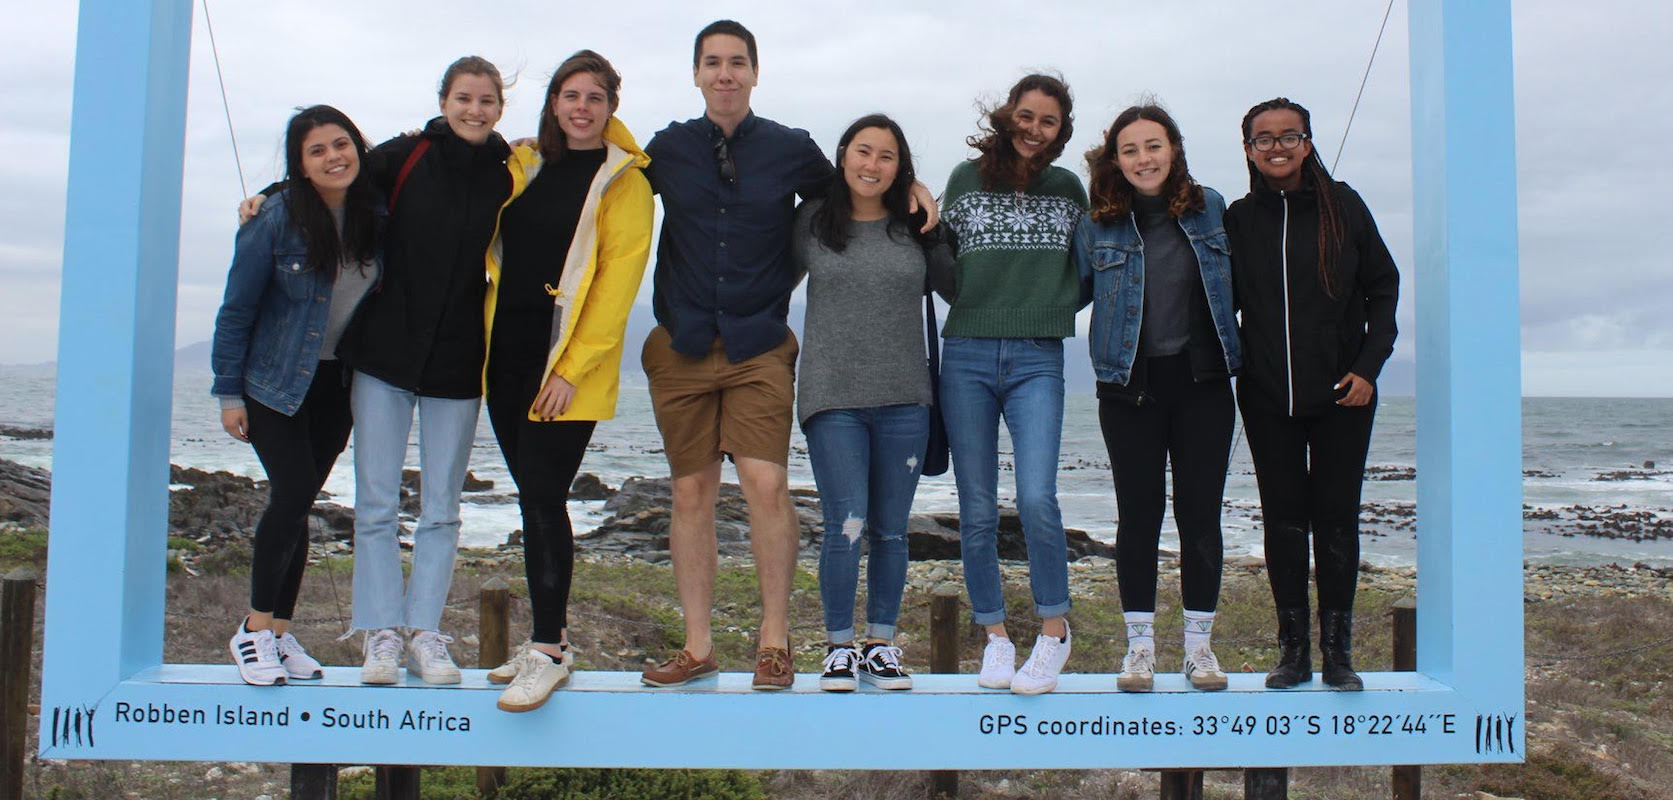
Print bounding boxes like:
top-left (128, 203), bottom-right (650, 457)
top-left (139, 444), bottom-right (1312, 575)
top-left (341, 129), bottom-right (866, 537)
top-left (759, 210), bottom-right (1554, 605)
top-left (1246, 133), bottom-right (1310, 152)
top-left (712, 135), bottom-right (737, 184)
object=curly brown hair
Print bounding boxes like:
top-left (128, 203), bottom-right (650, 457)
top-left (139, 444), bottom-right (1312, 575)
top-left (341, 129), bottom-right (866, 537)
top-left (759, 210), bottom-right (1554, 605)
top-left (1085, 103), bottom-right (1203, 224)
top-left (968, 73), bottom-right (1074, 191)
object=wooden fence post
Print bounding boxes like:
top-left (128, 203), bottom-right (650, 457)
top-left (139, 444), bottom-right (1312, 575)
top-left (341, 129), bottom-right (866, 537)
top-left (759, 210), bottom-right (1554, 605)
top-left (376, 765), bottom-right (421, 800)
top-left (1391, 597), bottom-right (1420, 800)
top-left (1159, 769), bottom-right (1204, 800)
top-left (927, 584), bottom-right (960, 800)
top-left (477, 577), bottom-right (511, 796)
top-left (290, 764), bottom-right (339, 800)
top-left (2, 568), bottom-right (38, 800)
top-left (1244, 767), bottom-right (1287, 799)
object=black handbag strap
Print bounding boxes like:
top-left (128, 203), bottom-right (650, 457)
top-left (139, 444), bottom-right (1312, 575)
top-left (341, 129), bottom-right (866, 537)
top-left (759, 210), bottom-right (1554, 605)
top-left (924, 290), bottom-right (941, 384)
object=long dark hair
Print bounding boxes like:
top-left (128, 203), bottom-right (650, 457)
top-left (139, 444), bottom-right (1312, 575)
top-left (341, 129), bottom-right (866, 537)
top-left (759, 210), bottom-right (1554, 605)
top-left (282, 105), bottom-right (377, 275)
top-left (537, 50), bottom-right (622, 162)
top-left (1242, 97), bottom-right (1341, 298)
top-left (969, 73), bottom-right (1074, 191)
top-left (811, 114), bottom-right (923, 253)
top-left (1085, 102), bottom-right (1205, 224)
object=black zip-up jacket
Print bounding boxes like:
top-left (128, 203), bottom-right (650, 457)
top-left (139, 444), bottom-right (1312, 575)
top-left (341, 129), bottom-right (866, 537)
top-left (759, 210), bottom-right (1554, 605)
top-left (335, 117), bottom-right (512, 398)
top-left (1225, 180), bottom-right (1399, 417)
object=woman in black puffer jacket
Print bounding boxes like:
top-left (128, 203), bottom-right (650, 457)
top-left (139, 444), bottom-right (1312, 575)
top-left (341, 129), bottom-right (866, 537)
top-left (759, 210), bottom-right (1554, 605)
top-left (1224, 97), bottom-right (1399, 691)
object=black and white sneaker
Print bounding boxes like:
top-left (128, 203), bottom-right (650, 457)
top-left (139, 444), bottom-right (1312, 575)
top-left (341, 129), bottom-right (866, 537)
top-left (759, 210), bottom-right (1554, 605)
top-left (820, 644), bottom-right (860, 692)
top-left (229, 620), bottom-right (286, 686)
top-left (859, 642), bottom-right (913, 690)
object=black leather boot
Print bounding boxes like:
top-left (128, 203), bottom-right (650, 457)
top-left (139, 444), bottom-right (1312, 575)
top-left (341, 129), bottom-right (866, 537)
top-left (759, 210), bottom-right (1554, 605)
top-left (1265, 607), bottom-right (1312, 688)
top-left (1319, 609), bottom-right (1364, 690)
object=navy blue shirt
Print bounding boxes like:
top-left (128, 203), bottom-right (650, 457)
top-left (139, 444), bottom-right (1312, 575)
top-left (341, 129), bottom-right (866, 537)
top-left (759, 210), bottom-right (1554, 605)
top-left (645, 112), bottom-right (833, 362)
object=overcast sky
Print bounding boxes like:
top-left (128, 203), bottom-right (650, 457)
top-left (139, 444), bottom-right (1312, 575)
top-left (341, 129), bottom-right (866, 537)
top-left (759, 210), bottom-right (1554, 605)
top-left (2, 1), bottom-right (1669, 396)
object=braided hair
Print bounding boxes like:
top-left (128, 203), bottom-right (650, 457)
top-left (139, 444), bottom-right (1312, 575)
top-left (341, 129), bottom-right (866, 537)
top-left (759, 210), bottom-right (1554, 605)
top-left (1241, 97), bottom-right (1341, 298)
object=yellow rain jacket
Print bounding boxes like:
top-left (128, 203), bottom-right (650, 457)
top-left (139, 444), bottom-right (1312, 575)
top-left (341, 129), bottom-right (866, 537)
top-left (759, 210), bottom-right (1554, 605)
top-left (484, 116), bottom-right (654, 421)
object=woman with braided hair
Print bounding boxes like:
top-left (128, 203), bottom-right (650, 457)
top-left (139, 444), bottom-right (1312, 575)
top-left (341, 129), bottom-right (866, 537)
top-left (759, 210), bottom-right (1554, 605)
top-left (1224, 97), bottom-right (1400, 690)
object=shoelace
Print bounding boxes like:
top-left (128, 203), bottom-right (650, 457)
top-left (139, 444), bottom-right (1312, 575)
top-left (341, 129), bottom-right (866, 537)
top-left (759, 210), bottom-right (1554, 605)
top-left (866, 645), bottom-right (905, 673)
top-left (1188, 647), bottom-right (1222, 674)
top-left (368, 630), bottom-right (402, 661)
top-left (509, 649), bottom-right (560, 689)
top-left (252, 630), bottom-right (281, 664)
top-left (1123, 648), bottom-right (1155, 673)
top-left (415, 633), bottom-right (455, 661)
top-left (983, 638), bottom-right (1013, 670)
top-left (822, 647), bottom-right (857, 673)
top-left (757, 649), bottom-right (791, 676)
top-left (1020, 638), bottom-right (1061, 677)
top-left (276, 633), bottom-right (308, 659)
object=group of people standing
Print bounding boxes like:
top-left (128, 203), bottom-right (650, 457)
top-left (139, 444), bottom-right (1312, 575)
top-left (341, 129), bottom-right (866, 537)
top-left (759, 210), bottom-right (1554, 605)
top-left (210, 19), bottom-right (1398, 713)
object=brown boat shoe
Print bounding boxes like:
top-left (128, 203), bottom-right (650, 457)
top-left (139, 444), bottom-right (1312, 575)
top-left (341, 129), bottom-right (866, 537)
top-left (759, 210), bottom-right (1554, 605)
top-left (640, 648), bottom-right (719, 687)
top-left (752, 646), bottom-right (794, 691)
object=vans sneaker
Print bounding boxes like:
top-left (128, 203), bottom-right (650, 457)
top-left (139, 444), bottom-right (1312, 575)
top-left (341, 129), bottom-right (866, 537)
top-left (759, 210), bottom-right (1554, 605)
top-left (1011, 624), bottom-right (1072, 695)
top-left (819, 644), bottom-right (859, 692)
top-left (1183, 644), bottom-right (1228, 691)
top-left (1117, 645), bottom-right (1155, 692)
top-left (858, 642), bottom-right (913, 690)
top-left (275, 632), bottom-right (324, 680)
top-left (978, 634), bottom-right (1017, 689)
top-left (229, 621), bottom-right (286, 686)
top-left (407, 630), bottom-right (462, 685)
top-left (360, 628), bottom-right (402, 685)
top-left (496, 648), bottom-right (570, 712)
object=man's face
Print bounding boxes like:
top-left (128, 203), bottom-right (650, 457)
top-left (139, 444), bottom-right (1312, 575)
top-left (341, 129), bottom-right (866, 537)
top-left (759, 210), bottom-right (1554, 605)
top-left (693, 33), bottom-right (756, 120)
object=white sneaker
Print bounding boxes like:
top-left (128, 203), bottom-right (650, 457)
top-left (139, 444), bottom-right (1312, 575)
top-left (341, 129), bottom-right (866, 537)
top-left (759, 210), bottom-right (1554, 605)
top-left (229, 621), bottom-right (286, 686)
top-left (1011, 624), bottom-right (1072, 695)
top-left (1117, 645), bottom-right (1156, 692)
top-left (496, 648), bottom-right (570, 712)
top-left (361, 628), bottom-right (403, 685)
top-left (407, 630), bottom-right (462, 685)
top-left (276, 632), bottom-right (324, 680)
top-left (486, 640), bottom-right (535, 684)
top-left (1183, 644), bottom-right (1228, 691)
top-left (978, 634), bottom-right (1016, 689)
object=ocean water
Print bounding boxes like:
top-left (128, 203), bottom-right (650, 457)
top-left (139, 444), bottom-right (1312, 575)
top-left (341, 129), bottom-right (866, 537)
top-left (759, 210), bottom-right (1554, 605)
top-left (2, 364), bottom-right (1670, 567)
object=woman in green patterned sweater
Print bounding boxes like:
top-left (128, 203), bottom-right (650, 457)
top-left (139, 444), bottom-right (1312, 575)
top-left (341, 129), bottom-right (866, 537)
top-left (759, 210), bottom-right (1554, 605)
top-left (939, 73), bottom-right (1088, 695)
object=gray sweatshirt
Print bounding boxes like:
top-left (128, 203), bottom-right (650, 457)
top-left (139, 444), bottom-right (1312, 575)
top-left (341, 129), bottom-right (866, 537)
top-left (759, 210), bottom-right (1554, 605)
top-left (792, 200), bottom-right (932, 425)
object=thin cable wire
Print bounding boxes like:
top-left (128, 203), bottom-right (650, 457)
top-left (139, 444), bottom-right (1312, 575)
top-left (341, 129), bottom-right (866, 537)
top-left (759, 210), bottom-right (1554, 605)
top-left (201, 0), bottom-right (248, 198)
top-left (1333, 0), bottom-right (1399, 174)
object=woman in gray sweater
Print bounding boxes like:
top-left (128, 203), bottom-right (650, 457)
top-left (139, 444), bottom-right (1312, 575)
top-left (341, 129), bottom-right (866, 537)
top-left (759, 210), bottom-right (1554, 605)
top-left (792, 114), bottom-right (949, 692)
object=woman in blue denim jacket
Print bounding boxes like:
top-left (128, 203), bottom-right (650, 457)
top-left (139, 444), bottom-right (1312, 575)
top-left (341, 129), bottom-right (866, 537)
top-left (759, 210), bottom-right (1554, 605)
top-left (1072, 103), bottom-right (1240, 693)
top-left (211, 105), bottom-right (383, 686)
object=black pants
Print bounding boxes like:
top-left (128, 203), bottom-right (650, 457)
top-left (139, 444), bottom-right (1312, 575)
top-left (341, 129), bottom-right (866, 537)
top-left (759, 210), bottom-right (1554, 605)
top-left (1101, 354), bottom-right (1235, 613)
top-left (246, 360), bottom-right (352, 618)
top-left (486, 358), bottom-right (595, 644)
top-left (1239, 394), bottom-right (1376, 612)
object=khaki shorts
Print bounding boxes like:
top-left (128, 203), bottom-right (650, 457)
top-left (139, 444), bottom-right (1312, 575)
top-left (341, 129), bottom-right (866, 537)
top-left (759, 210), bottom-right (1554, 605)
top-left (641, 326), bottom-right (798, 478)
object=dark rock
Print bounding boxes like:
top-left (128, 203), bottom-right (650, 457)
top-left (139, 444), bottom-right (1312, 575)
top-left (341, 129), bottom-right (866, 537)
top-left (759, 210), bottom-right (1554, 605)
top-left (1364, 465), bottom-right (1416, 481)
top-left (0, 458), bottom-right (52, 526)
top-left (0, 424), bottom-right (52, 440)
top-left (914, 510), bottom-right (1113, 561)
top-left (570, 473), bottom-right (614, 501)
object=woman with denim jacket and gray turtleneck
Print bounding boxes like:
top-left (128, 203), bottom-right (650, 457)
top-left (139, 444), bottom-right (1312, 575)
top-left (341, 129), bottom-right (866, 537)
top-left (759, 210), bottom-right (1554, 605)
top-left (1072, 102), bottom-right (1241, 695)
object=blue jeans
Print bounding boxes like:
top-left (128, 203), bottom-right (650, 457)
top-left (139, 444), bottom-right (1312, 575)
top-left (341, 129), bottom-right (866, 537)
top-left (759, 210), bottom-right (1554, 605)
top-left (350, 371), bottom-right (481, 632)
top-left (803, 405), bottom-right (927, 643)
top-left (940, 336), bottom-right (1072, 625)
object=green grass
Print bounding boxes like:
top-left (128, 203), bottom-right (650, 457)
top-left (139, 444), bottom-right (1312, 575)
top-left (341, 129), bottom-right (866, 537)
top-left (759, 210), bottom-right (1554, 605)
top-left (0, 527), bottom-right (48, 568)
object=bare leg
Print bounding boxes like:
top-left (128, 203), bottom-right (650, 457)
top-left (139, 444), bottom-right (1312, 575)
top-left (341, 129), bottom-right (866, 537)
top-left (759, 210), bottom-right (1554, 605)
top-left (670, 461), bottom-right (722, 657)
top-left (735, 456), bottom-right (797, 650)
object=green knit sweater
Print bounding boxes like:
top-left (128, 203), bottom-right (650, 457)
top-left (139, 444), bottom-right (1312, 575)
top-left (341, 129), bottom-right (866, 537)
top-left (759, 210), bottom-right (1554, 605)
top-left (940, 159), bottom-right (1088, 338)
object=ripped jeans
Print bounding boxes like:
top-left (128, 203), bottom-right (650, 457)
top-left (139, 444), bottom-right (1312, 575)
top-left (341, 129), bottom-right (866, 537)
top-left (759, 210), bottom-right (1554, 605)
top-left (803, 404), bottom-right (929, 643)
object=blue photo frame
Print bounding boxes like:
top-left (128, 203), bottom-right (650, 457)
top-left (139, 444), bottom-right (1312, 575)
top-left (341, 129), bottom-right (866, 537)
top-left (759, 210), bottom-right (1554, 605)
top-left (38, 0), bottom-right (1524, 769)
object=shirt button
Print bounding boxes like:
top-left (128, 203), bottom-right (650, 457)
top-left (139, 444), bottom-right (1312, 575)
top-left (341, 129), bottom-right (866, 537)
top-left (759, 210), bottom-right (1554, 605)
top-left (718, 276), bottom-right (726, 283)
top-left (719, 208), bottom-right (727, 215)
top-left (315, 296), bottom-right (326, 302)
top-left (719, 241), bottom-right (727, 248)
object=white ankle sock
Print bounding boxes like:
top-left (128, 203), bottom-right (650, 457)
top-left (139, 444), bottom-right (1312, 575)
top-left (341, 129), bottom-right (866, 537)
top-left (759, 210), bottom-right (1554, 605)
top-left (1183, 609), bottom-right (1216, 651)
top-left (1124, 611), bottom-right (1155, 652)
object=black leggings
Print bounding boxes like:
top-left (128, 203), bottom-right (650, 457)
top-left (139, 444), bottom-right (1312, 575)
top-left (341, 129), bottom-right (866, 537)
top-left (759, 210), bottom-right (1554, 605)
top-left (246, 360), bottom-right (352, 618)
top-left (486, 361), bottom-right (595, 644)
top-left (1101, 354), bottom-right (1235, 613)
top-left (1239, 395), bottom-right (1376, 612)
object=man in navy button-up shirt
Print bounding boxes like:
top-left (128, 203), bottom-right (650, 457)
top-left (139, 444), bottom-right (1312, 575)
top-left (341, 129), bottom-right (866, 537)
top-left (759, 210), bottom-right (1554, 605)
top-left (638, 20), bottom-right (937, 691)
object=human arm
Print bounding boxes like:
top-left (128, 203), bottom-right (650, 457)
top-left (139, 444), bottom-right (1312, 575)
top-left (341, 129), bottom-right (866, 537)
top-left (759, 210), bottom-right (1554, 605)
top-left (1072, 215), bottom-right (1095, 310)
top-left (1345, 187), bottom-right (1400, 384)
top-left (924, 223), bottom-right (959, 303)
top-left (210, 205), bottom-right (279, 422)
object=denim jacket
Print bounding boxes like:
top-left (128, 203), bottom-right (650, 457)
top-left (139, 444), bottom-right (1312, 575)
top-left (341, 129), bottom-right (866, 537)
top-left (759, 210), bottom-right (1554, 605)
top-left (1073, 186), bottom-right (1241, 386)
top-left (211, 191), bottom-right (384, 415)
